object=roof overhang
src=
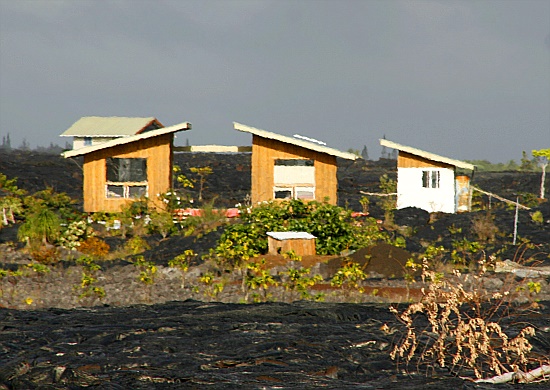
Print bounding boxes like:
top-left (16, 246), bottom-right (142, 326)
top-left (379, 139), bottom-right (475, 170)
top-left (234, 122), bottom-right (358, 160)
top-left (60, 116), bottom-right (159, 137)
top-left (61, 121), bottom-right (192, 158)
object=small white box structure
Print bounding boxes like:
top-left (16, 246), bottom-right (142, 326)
top-left (267, 232), bottom-right (317, 256)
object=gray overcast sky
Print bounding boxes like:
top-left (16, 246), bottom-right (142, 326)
top-left (0, 0), bottom-right (549, 162)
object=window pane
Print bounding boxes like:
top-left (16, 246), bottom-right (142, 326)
top-left (106, 184), bottom-right (124, 198)
top-left (422, 171), bottom-right (430, 188)
top-left (296, 188), bottom-right (314, 200)
top-left (274, 189), bottom-right (292, 199)
top-left (106, 158), bottom-right (147, 182)
top-left (129, 159), bottom-right (147, 182)
top-left (431, 171), bottom-right (440, 188)
top-left (275, 159), bottom-right (314, 166)
top-left (128, 185), bottom-right (147, 198)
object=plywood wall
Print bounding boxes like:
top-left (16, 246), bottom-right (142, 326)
top-left (82, 133), bottom-right (173, 213)
top-left (251, 135), bottom-right (338, 205)
top-left (397, 151), bottom-right (455, 169)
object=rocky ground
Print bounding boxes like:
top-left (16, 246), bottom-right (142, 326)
top-left (1, 150), bottom-right (549, 388)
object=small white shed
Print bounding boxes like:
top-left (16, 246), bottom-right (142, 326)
top-left (380, 139), bottom-right (475, 213)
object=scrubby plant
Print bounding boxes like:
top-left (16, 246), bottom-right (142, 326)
top-left (58, 219), bottom-right (95, 251)
top-left (78, 236), bottom-right (110, 258)
top-left (168, 249), bottom-right (196, 288)
top-left (244, 258), bottom-right (278, 303)
top-left (133, 255), bottom-right (157, 286)
top-left (471, 212), bottom-right (499, 242)
top-left (0, 196), bottom-right (23, 226)
top-left (24, 187), bottom-right (79, 223)
top-left (74, 256), bottom-right (105, 303)
top-left (451, 237), bottom-right (483, 266)
top-left (281, 266), bottom-right (324, 301)
top-left (196, 272), bottom-right (225, 300)
top-left (330, 259), bottom-right (367, 299)
top-left (17, 206), bottom-right (61, 247)
top-left (125, 236), bottom-right (151, 255)
top-left (148, 209), bottom-right (177, 239)
top-left (388, 258), bottom-right (548, 381)
top-left (282, 250), bottom-right (302, 262)
top-left (189, 166), bottom-right (213, 202)
top-left (359, 196), bottom-right (370, 214)
top-left (379, 174), bottom-right (397, 225)
top-left (530, 210), bottom-right (543, 225)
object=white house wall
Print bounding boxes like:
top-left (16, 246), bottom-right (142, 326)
top-left (73, 137), bottom-right (118, 150)
top-left (397, 167), bottom-right (456, 213)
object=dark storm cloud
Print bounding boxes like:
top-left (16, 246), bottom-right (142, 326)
top-left (0, 0), bottom-right (548, 162)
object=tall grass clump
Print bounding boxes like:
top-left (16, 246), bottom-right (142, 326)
top-left (388, 257), bottom-right (549, 381)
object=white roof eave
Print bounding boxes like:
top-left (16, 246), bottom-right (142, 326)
top-left (61, 121), bottom-right (191, 158)
top-left (234, 122), bottom-right (358, 160)
top-left (379, 138), bottom-right (475, 170)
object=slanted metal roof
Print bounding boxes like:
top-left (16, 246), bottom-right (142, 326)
top-left (61, 121), bottom-right (192, 158)
top-left (234, 122), bottom-right (359, 160)
top-left (60, 116), bottom-right (159, 137)
top-left (379, 139), bottom-right (475, 170)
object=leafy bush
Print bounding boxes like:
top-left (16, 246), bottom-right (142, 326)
top-left (58, 220), bottom-right (95, 250)
top-left (18, 206), bottom-right (61, 247)
top-left (214, 199), bottom-right (395, 270)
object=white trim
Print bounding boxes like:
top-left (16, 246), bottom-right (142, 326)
top-left (62, 121), bottom-right (192, 158)
top-left (234, 122), bottom-right (358, 160)
top-left (380, 139), bottom-right (475, 170)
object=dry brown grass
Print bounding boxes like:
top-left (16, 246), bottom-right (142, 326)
top-left (388, 258), bottom-right (548, 380)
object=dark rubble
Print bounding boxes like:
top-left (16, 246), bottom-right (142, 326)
top-left (1, 150), bottom-right (550, 389)
top-left (1, 300), bottom-right (549, 389)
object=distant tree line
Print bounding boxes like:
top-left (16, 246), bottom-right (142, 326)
top-left (1, 133), bottom-right (70, 155)
top-left (466, 150), bottom-right (547, 172)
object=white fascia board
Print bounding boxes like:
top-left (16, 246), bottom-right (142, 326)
top-left (267, 231), bottom-right (316, 240)
top-left (61, 121), bottom-right (192, 158)
top-left (380, 139), bottom-right (475, 171)
top-left (234, 122), bottom-right (358, 160)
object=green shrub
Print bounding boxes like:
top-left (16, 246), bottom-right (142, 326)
top-left (214, 199), bottom-right (394, 270)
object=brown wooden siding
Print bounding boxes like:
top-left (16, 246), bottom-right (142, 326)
top-left (397, 151), bottom-right (455, 169)
top-left (268, 236), bottom-right (316, 256)
top-left (251, 135), bottom-right (338, 205)
top-left (82, 133), bottom-right (174, 212)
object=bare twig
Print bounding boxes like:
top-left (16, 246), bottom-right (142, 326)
top-left (472, 364), bottom-right (550, 384)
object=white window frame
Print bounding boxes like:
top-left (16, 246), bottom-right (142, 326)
top-left (273, 159), bottom-right (315, 200)
top-left (273, 186), bottom-right (315, 201)
top-left (105, 157), bottom-right (148, 199)
top-left (106, 183), bottom-right (148, 199)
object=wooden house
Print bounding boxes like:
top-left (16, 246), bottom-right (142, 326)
top-left (380, 139), bottom-right (475, 213)
top-left (234, 122), bottom-right (358, 205)
top-left (60, 116), bottom-right (164, 150)
top-left (62, 121), bottom-right (191, 213)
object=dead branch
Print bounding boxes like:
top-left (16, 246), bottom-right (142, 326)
top-left (359, 191), bottom-right (397, 197)
top-left (472, 364), bottom-right (550, 384)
